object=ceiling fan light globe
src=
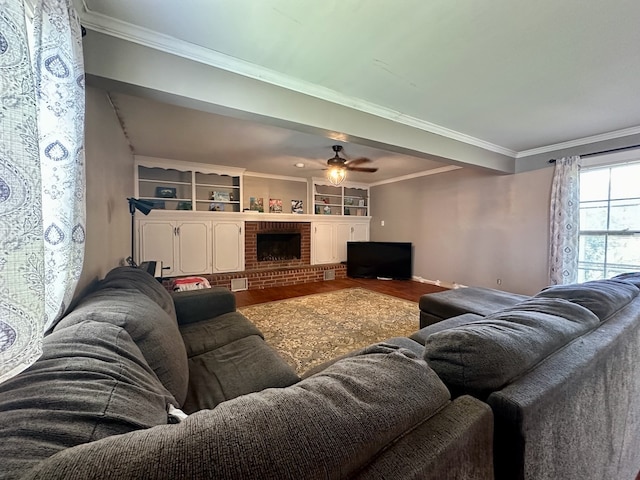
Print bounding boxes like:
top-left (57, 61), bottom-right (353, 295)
top-left (327, 166), bottom-right (346, 186)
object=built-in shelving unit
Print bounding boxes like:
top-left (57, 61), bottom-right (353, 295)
top-left (313, 179), bottom-right (369, 216)
top-left (135, 156), bottom-right (244, 212)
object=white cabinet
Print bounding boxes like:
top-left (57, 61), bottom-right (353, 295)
top-left (212, 221), bottom-right (244, 273)
top-left (139, 221), bottom-right (176, 275)
top-left (312, 219), bottom-right (370, 264)
top-left (177, 222), bottom-right (212, 274)
top-left (313, 222), bottom-right (337, 264)
top-left (138, 217), bottom-right (244, 275)
top-left (139, 219), bottom-right (212, 276)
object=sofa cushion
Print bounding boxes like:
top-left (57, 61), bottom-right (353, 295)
top-left (102, 266), bottom-right (177, 320)
top-left (411, 313), bottom-right (485, 345)
top-left (535, 278), bottom-right (639, 322)
top-left (55, 288), bottom-right (189, 406)
top-left (0, 321), bottom-right (175, 477)
top-left (419, 287), bottom-right (528, 320)
top-left (172, 287), bottom-right (237, 325)
top-left (424, 298), bottom-right (599, 397)
top-left (24, 344), bottom-right (452, 480)
top-left (612, 271), bottom-right (640, 288)
top-left (179, 311), bottom-right (263, 357)
top-left (182, 335), bottom-right (300, 413)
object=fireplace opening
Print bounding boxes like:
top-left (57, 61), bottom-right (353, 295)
top-left (257, 233), bottom-right (301, 262)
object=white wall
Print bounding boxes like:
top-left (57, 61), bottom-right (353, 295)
top-left (76, 87), bottom-right (134, 292)
top-left (370, 167), bottom-right (553, 295)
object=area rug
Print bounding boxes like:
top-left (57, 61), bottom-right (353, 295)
top-left (238, 288), bottom-right (420, 375)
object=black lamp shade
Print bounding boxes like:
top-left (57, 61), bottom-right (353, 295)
top-left (128, 198), bottom-right (154, 215)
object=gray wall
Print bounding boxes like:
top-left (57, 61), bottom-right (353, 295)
top-left (370, 167), bottom-right (554, 295)
top-left (78, 85), bottom-right (555, 296)
top-left (77, 87), bottom-right (134, 292)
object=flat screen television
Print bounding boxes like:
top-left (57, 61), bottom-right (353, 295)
top-left (347, 241), bottom-right (412, 280)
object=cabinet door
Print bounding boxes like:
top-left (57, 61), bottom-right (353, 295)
top-left (139, 221), bottom-right (176, 276)
top-left (351, 223), bottom-right (369, 242)
top-left (335, 223), bottom-right (352, 263)
top-left (176, 221), bottom-right (212, 275)
top-left (313, 223), bottom-right (335, 264)
top-left (212, 221), bottom-right (243, 273)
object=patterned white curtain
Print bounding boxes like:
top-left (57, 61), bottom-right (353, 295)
top-left (0, 0), bottom-right (85, 383)
top-left (549, 156), bottom-right (581, 285)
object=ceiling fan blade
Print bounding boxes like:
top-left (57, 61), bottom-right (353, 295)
top-left (344, 157), bottom-right (371, 166)
top-left (346, 166), bottom-right (378, 173)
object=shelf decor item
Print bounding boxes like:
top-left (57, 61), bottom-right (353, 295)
top-left (176, 201), bottom-right (192, 210)
top-left (209, 202), bottom-right (224, 211)
top-left (155, 186), bottom-right (177, 198)
top-left (148, 200), bottom-right (165, 210)
top-left (249, 197), bottom-right (264, 212)
top-left (269, 198), bottom-right (283, 213)
top-left (323, 205), bottom-right (331, 214)
top-left (291, 200), bottom-right (304, 214)
top-left (358, 199), bottom-right (365, 207)
top-left (211, 191), bottom-right (230, 202)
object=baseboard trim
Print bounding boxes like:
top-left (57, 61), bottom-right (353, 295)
top-left (412, 276), bottom-right (466, 290)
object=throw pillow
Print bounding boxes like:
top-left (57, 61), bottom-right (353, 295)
top-left (0, 321), bottom-right (175, 476)
top-left (171, 276), bottom-right (211, 292)
top-left (55, 289), bottom-right (190, 406)
top-left (535, 278), bottom-right (639, 321)
top-left (424, 297), bottom-right (599, 397)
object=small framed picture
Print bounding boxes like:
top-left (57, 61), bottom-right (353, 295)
top-left (269, 199), bottom-right (283, 213)
top-left (249, 197), bottom-right (264, 212)
top-left (291, 200), bottom-right (304, 214)
top-left (155, 186), bottom-right (177, 198)
top-left (176, 201), bottom-right (192, 210)
top-left (211, 191), bottom-right (230, 202)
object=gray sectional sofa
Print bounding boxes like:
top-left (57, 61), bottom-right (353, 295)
top-left (0, 267), bottom-right (494, 480)
top-left (412, 274), bottom-right (640, 480)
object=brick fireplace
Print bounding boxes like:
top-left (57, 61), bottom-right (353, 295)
top-left (204, 220), bottom-right (345, 290)
top-left (244, 221), bottom-right (311, 270)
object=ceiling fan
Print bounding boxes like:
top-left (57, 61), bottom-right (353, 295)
top-left (325, 145), bottom-right (378, 185)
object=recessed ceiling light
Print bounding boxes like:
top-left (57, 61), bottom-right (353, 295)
top-left (294, 162), bottom-right (305, 168)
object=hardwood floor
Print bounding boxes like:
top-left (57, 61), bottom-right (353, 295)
top-left (233, 278), bottom-right (448, 307)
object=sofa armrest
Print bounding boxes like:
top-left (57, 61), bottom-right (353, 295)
top-left (353, 395), bottom-right (494, 480)
top-left (24, 344), bottom-right (453, 480)
top-left (171, 287), bottom-right (236, 325)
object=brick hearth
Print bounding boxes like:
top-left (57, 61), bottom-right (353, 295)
top-left (204, 221), bottom-right (346, 291)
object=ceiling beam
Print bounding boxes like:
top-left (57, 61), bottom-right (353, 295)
top-left (82, 31), bottom-right (516, 174)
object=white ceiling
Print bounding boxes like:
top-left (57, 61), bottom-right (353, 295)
top-left (78, 0), bottom-right (640, 180)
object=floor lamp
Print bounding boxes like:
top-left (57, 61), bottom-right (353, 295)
top-left (126, 198), bottom-right (154, 267)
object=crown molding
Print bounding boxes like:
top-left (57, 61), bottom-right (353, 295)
top-left (78, 7), bottom-right (516, 159)
top-left (516, 125), bottom-right (640, 158)
top-left (368, 165), bottom-right (462, 187)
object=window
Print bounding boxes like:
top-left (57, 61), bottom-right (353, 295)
top-left (578, 161), bottom-right (640, 282)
